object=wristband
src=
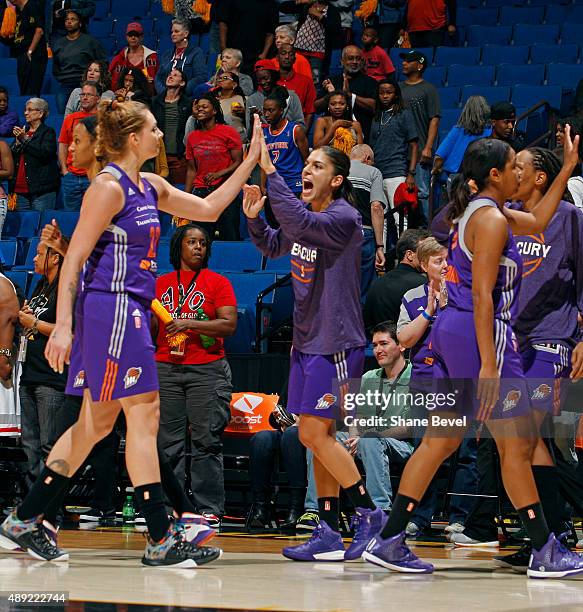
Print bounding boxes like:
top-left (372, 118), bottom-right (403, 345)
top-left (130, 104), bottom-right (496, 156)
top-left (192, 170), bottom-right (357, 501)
top-left (421, 310), bottom-right (436, 322)
top-left (376, 244), bottom-right (384, 249)
top-left (0, 348), bottom-right (12, 359)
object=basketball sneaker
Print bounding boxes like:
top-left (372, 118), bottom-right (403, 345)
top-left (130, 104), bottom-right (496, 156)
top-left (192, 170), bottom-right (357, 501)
top-left (448, 532), bottom-right (499, 547)
top-left (527, 533), bottom-right (583, 579)
top-left (282, 521), bottom-right (345, 561)
top-left (79, 508), bottom-right (116, 522)
top-left (201, 513), bottom-right (220, 529)
top-left (296, 511), bottom-right (319, 533)
top-left (176, 512), bottom-right (216, 546)
top-left (362, 531), bottom-right (434, 573)
top-left (493, 543), bottom-right (530, 573)
top-left (344, 508), bottom-right (387, 562)
top-left (444, 522), bottom-right (465, 534)
top-left (142, 525), bottom-right (222, 568)
top-left (0, 511), bottom-right (68, 562)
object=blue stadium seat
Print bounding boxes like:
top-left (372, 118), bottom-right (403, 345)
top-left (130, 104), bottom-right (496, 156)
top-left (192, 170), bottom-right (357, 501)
top-left (0, 59), bottom-right (17, 75)
top-left (158, 211), bottom-right (174, 238)
top-left (513, 24), bottom-right (559, 46)
top-left (447, 64), bottom-right (495, 88)
top-left (481, 45), bottom-right (530, 67)
top-left (461, 85), bottom-right (511, 105)
top-left (560, 23), bottom-right (582, 45)
top-left (13, 237), bottom-right (39, 271)
top-left (483, 0), bottom-right (522, 7)
top-left (329, 49), bottom-right (342, 77)
top-left (422, 66), bottom-right (446, 87)
top-left (89, 20), bottom-right (113, 38)
top-left (0, 239), bottom-right (17, 268)
top-left (496, 63), bottom-right (545, 86)
top-left (222, 271), bottom-right (278, 353)
top-left (4, 270), bottom-right (28, 294)
top-left (45, 113), bottom-right (64, 134)
top-left (26, 273), bottom-right (42, 299)
top-left (1, 75), bottom-right (20, 96)
top-left (439, 109), bottom-right (461, 133)
top-left (565, 6), bottom-right (583, 24)
top-left (264, 253), bottom-right (291, 273)
top-left (2, 211), bottom-right (40, 239)
top-left (456, 7), bottom-right (499, 27)
top-left (433, 46), bottom-right (480, 67)
top-left (530, 44), bottom-right (579, 65)
top-left (499, 6), bottom-right (545, 25)
top-left (156, 239), bottom-right (171, 273)
top-left (511, 85), bottom-right (562, 110)
top-left (466, 25), bottom-right (512, 47)
top-left (109, 0), bottom-right (148, 18)
top-left (210, 241), bottom-right (262, 272)
top-left (437, 86), bottom-right (461, 108)
top-left (547, 63), bottom-right (583, 89)
top-left (39, 211), bottom-right (80, 239)
top-left (543, 5), bottom-right (570, 25)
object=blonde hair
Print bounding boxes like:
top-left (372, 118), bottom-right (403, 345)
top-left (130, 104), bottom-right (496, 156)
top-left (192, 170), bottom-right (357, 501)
top-left (416, 236), bottom-right (446, 267)
top-left (95, 100), bottom-right (149, 161)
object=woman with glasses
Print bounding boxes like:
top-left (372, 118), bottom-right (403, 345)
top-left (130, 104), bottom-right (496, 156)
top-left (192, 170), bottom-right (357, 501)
top-left (65, 60), bottom-right (114, 116)
top-left (10, 98), bottom-right (59, 212)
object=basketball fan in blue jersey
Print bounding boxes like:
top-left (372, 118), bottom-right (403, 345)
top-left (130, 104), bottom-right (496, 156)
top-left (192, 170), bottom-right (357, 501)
top-left (262, 88), bottom-right (309, 196)
top-left (246, 138), bottom-right (385, 563)
top-left (364, 134), bottom-right (583, 579)
top-left (0, 102), bottom-right (264, 567)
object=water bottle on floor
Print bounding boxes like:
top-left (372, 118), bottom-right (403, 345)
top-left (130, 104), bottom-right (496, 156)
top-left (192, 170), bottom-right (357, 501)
top-left (122, 487), bottom-right (135, 524)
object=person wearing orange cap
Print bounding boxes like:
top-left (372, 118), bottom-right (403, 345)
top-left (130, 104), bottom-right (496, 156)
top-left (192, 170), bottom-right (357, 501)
top-left (244, 59), bottom-right (305, 139)
top-left (109, 22), bottom-right (159, 95)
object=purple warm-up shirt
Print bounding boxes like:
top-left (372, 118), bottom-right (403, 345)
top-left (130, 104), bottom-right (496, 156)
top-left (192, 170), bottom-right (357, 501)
top-left (247, 171), bottom-right (366, 355)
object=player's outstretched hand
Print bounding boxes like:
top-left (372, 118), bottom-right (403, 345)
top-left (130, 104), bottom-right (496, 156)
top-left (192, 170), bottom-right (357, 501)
top-left (242, 185), bottom-right (266, 219)
top-left (45, 323), bottom-right (73, 374)
top-left (562, 123), bottom-right (580, 173)
top-left (247, 114), bottom-right (263, 164)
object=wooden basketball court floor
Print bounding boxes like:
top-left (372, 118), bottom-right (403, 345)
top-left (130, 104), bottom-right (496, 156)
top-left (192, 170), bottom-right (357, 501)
top-left (2, 526), bottom-right (583, 611)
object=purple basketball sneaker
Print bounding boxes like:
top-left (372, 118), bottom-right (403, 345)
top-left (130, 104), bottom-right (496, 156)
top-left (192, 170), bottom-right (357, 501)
top-left (344, 507), bottom-right (386, 562)
top-left (282, 521), bottom-right (345, 561)
top-left (362, 531), bottom-right (434, 573)
top-left (527, 533), bottom-right (583, 579)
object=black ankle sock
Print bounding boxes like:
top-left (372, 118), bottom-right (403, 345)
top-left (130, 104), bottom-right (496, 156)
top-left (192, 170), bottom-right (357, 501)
top-left (517, 502), bottom-right (550, 551)
top-left (158, 447), bottom-right (196, 515)
top-left (135, 483), bottom-right (171, 542)
top-left (344, 479), bottom-right (375, 511)
top-left (532, 465), bottom-right (562, 536)
top-left (18, 466), bottom-right (70, 521)
top-left (380, 494), bottom-right (418, 539)
top-left (318, 497), bottom-right (339, 532)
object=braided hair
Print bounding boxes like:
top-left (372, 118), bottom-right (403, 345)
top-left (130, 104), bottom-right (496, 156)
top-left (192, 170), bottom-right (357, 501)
top-left (31, 245), bottom-right (64, 305)
top-left (527, 147), bottom-right (574, 204)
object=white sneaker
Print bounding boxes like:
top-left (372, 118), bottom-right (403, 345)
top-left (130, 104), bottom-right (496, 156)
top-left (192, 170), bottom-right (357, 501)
top-left (444, 522), bottom-right (465, 534)
top-left (448, 532), bottom-right (499, 547)
top-left (576, 539), bottom-right (583, 550)
top-left (405, 522), bottom-right (420, 537)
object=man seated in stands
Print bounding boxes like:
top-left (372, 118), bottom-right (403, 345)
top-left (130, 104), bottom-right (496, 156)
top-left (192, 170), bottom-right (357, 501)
top-left (297, 322), bottom-right (414, 531)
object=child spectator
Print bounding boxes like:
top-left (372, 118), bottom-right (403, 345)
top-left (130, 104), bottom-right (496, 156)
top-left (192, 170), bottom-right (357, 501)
top-left (361, 25), bottom-right (395, 82)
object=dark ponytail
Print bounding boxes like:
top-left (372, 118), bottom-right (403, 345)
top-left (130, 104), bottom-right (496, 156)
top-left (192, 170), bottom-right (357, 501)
top-left (267, 85), bottom-right (289, 113)
top-left (318, 145), bottom-right (356, 206)
top-left (447, 138), bottom-right (511, 223)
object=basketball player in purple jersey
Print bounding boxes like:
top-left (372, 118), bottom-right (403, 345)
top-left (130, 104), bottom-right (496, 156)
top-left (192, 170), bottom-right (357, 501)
top-left (244, 139), bottom-right (385, 562)
top-left (364, 132), bottom-right (583, 579)
top-left (492, 147), bottom-right (583, 570)
top-left (0, 101), bottom-right (263, 566)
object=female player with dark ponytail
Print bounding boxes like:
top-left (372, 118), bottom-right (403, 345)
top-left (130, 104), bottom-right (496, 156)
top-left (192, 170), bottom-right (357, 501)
top-left (364, 130), bottom-right (583, 579)
top-left (244, 140), bottom-right (384, 562)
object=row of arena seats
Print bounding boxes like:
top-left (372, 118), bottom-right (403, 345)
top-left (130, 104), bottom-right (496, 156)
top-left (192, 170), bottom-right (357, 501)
top-left (457, 4), bottom-right (583, 26)
top-left (1, 219), bottom-right (294, 353)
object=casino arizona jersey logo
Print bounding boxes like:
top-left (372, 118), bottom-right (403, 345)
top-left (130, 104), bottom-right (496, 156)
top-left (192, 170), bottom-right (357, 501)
top-left (516, 233), bottom-right (551, 277)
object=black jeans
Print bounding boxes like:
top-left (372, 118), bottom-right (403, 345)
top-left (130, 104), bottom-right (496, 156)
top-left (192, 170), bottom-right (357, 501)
top-left (193, 186), bottom-right (241, 241)
top-left (16, 52), bottom-right (47, 96)
top-left (157, 359), bottom-right (232, 515)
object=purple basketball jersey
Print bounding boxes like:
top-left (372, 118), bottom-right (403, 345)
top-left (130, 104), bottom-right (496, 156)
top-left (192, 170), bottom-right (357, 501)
top-left (82, 163), bottom-right (161, 302)
top-left (445, 197), bottom-right (522, 323)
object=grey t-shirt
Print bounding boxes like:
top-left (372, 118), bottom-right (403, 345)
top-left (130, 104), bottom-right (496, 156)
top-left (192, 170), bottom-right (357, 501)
top-left (370, 108), bottom-right (418, 179)
top-left (400, 80), bottom-right (441, 151)
top-left (348, 160), bottom-right (387, 227)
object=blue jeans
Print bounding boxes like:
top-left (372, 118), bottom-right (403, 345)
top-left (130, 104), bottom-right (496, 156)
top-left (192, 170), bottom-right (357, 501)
top-left (249, 427), bottom-right (306, 499)
top-left (16, 191), bottom-right (57, 212)
top-left (415, 162), bottom-right (432, 225)
top-left (305, 432), bottom-right (413, 511)
top-left (0, 195), bottom-right (6, 238)
top-left (209, 22), bottom-right (221, 54)
top-left (61, 173), bottom-right (90, 211)
top-left (19, 384), bottom-right (66, 477)
top-left (360, 228), bottom-right (376, 303)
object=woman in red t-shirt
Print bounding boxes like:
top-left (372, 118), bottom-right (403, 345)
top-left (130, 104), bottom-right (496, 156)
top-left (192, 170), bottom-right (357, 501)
top-left (184, 94), bottom-right (243, 240)
top-left (155, 223), bottom-right (237, 526)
